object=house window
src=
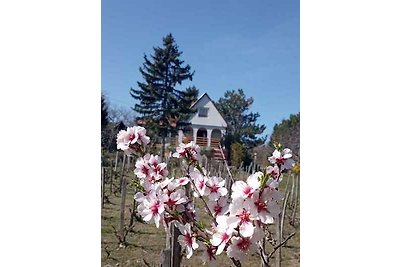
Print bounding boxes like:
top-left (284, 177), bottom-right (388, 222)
top-left (198, 107), bottom-right (209, 117)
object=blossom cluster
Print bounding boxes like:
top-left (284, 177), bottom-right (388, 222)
top-left (116, 127), bottom-right (295, 266)
top-left (209, 172), bottom-right (284, 263)
top-left (172, 141), bottom-right (202, 164)
top-left (133, 154), bottom-right (192, 228)
top-left (116, 126), bottom-right (150, 155)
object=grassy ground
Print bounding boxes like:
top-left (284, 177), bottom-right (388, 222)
top-left (101, 167), bottom-right (300, 267)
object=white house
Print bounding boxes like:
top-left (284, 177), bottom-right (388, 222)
top-left (177, 93), bottom-right (227, 149)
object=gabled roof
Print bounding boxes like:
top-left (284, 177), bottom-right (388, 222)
top-left (189, 92), bottom-right (228, 127)
top-left (190, 92), bottom-right (207, 108)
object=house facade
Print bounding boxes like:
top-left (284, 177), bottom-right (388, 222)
top-left (177, 93), bottom-right (227, 149)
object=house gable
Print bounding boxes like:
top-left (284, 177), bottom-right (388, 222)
top-left (189, 93), bottom-right (227, 128)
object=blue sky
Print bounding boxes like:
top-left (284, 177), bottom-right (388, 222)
top-left (102, 0), bottom-right (299, 138)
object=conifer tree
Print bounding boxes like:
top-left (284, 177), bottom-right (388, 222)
top-left (130, 33), bottom-right (196, 159)
top-left (269, 113), bottom-right (300, 161)
top-left (215, 89), bottom-right (266, 165)
top-left (101, 93), bottom-right (109, 130)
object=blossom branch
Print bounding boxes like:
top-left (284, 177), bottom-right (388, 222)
top-left (116, 127), bottom-right (298, 265)
top-left (187, 175), bottom-right (217, 226)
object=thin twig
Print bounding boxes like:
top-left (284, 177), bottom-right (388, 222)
top-left (143, 258), bottom-right (151, 267)
top-left (188, 176), bottom-right (217, 226)
top-left (258, 243), bottom-right (269, 267)
top-left (267, 232), bottom-right (296, 259)
top-left (230, 257), bottom-right (242, 267)
top-left (104, 246), bottom-right (111, 259)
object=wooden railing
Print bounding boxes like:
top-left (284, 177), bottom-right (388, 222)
top-left (210, 138), bottom-right (220, 148)
top-left (181, 135), bottom-right (221, 148)
top-left (196, 137), bottom-right (208, 147)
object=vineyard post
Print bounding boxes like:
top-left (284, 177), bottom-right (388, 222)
top-left (275, 212), bottom-right (281, 267)
top-left (290, 174), bottom-right (299, 225)
top-left (109, 160), bottom-right (113, 195)
top-left (119, 153), bottom-right (126, 193)
top-left (280, 188), bottom-right (291, 260)
top-left (289, 173), bottom-right (295, 208)
top-left (114, 151), bottom-right (119, 171)
top-left (252, 152), bottom-right (257, 173)
top-left (101, 167), bottom-right (105, 208)
top-left (119, 155), bottom-right (127, 242)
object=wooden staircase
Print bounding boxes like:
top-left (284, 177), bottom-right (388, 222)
top-left (212, 147), bottom-right (226, 161)
top-left (179, 136), bottom-right (227, 161)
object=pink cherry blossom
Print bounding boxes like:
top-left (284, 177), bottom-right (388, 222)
top-left (148, 154), bottom-right (168, 178)
top-left (268, 148), bottom-right (295, 170)
top-left (140, 194), bottom-right (164, 228)
top-left (161, 188), bottom-right (187, 208)
top-left (266, 165), bottom-right (280, 179)
top-left (176, 176), bottom-right (189, 186)
top-left (228, 198), bottom-right (258, 237)
top-left (172, 141), bottom-right (201, 163)
top-left (231, 172), bottom-right (262, 199)
top-left (204, 176), bottom-right (228, 201)
top-left (251, 190), bottom-right (280, 224)
top-left (226, 236), bottom-right (257, 262)
top-left (116, 126), bottom-right (150, 154)
top-left (134, 154), bottom-right (152, 179)
top-left (211, 215), bottom-right (237, 255)
top-left (208, 196), bottom-right (229, 217)
top-left (135, 126), bottom-right (150, 145)
top-left (176, 222), bottom-right (199, 259)
top-left (190, 169), bottom-right (208, 196)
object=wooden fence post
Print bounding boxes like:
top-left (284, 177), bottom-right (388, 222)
top-left (290, 175), bottom-right (299, 225)
top-left (101, 167), bottom-right (105, 208)
top-left (114, 151), bottom-right (119, 172)
top-left (119, 153), bottom-right (126, 193)
top-left (252, 153), bottom-right (257, 173)
top-left (119, 155), bottom-right (127, 243)
top-left (275, 213), bottom-right (281, 267)
top-left (289, 174), bottom-right (295, 208)
top-left (109, 160), bottom-right (113, 195)
top-left (161, 224), bottom-right (181, 267)
top-left (170, 224), bottom-right (181, 267)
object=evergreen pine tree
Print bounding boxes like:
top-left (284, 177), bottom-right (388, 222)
top-left (101, 94), bottom-right (109, 130)
top-left (215, 89), bottom-right (266, 165)
top-left (130, 33), bottom-right (196, 159)
top-left (101, 94), bottom-right (110, 150)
